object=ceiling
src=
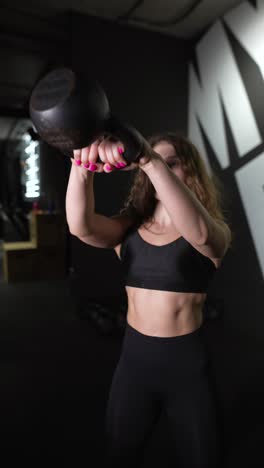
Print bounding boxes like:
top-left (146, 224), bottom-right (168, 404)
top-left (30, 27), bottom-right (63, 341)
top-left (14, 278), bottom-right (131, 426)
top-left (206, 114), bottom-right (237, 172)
top-left (3, 0), bottom-right (243, 39)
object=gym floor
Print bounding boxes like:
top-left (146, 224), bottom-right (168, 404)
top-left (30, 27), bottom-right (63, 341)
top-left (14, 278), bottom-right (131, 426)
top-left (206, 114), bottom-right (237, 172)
top-left (0, 275), bottom-right (263, 467)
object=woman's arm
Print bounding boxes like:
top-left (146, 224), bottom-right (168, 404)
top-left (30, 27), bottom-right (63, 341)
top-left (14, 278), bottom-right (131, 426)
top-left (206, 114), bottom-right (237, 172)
top-left (65, 160), bottom-right (96, 237)
top-left (141, 153), bottom-right (231, 259)
top-left (65, 148), bottom-right (135, 247)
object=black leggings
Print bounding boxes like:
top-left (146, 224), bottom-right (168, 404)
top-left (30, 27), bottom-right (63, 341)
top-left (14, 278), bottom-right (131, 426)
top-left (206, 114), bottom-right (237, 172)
top-left (104, 322), bottom-right (223, 467)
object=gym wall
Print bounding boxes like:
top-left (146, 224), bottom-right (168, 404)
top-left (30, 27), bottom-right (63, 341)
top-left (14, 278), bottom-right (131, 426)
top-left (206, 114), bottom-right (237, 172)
top-left (0, 6), bottom-right (72, 240)
top-left (188, 0), bottom-right (264, 340)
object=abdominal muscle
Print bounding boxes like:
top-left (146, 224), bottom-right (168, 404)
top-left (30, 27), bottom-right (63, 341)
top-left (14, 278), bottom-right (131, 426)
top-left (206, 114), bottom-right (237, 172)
top-left (125, 286), bottom-right (206, 337)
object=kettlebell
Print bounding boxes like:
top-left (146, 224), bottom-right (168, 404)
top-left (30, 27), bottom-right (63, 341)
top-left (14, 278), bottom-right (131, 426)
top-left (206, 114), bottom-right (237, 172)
top-left (29, 67), bottom-right (144, 162)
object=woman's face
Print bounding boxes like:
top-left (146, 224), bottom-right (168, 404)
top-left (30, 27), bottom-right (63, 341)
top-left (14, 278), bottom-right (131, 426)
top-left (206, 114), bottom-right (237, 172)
top-left (153, 141), bottom-right (186, 183)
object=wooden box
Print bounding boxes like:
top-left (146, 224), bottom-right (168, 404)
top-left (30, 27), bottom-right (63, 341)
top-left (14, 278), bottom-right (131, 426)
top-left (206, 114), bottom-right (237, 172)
top-left (3, 241), bottom-right (66, 283)
top-left (30, 212), bottom-right (67, 248)
top-left (3, 212), bottom-right (67, 283)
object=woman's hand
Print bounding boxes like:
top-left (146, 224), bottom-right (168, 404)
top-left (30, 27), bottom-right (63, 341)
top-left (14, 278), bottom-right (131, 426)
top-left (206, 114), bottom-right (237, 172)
top-left (71, 137), bottom-right (159, 173)
top-left (71, 138), bottom-right (135, 173)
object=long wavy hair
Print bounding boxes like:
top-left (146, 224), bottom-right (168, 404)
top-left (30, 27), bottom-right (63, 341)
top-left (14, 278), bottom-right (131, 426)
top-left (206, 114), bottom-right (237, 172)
top-left (120, 131), bottom-right (230, 231)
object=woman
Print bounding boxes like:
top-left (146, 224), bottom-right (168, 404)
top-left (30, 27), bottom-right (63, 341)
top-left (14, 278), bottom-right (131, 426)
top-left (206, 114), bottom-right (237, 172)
top-left (66, 132), bottom-right (231, 467)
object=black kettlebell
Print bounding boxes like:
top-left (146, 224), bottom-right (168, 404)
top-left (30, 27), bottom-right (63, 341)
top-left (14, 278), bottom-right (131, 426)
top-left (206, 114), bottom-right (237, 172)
top-left (29, 67), bottom-right (144, 163)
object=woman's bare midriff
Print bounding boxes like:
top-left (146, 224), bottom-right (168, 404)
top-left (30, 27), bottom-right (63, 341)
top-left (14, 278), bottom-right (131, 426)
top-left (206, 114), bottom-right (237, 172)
top-left (125, 286), bottom-right (206, 337)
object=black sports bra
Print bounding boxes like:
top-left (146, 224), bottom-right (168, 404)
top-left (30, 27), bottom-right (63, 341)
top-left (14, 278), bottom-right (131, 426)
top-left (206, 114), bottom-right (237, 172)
top-left (119, 226), bottom-right (216, 293)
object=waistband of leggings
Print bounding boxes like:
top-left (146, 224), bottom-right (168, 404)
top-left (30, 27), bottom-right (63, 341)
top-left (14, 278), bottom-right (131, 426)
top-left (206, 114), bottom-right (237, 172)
top-left (124, 321), bottom-right (204, 346)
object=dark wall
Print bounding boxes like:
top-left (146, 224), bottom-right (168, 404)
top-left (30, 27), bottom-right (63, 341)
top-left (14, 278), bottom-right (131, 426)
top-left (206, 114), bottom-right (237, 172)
top-left (40, 143), bottom-right (69, 214)
top-left (69, 13), bottom-right (191, 301)
top-left (188, 10), bottom-right (264, 341)
top-left (0, 6), bottom-right (72, 241)
top-left (222, 22), bottom-right (264, 340)
top-left (0, 6), bottom-right (71, 116)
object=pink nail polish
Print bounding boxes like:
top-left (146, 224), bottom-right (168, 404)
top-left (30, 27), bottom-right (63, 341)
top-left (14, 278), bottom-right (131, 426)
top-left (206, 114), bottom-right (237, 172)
top-left (83, 163), bottom-right (90, 168)
top-left (89, 164), bottom-right (97, 171)
top-left (106, 164), bottom-right (113, 171)
top-left (115, 163), bottom-right (121, 169)
top-left (118, 147), bottom-right (124, 154)
top-left (119, 162), bottom-right (126, 168)
top-left (75, 159), bottom-right (82, 166)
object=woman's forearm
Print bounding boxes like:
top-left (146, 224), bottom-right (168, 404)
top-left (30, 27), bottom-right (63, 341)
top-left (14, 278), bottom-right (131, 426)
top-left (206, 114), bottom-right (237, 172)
top-left (65, 162), bottom-right (95, 236)
top-left (141, 155), bottom-right (214, 245)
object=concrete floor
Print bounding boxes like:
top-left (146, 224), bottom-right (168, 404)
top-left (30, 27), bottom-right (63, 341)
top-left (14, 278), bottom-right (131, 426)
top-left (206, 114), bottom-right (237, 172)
top-left (0, 274), bottom-right (263, 467)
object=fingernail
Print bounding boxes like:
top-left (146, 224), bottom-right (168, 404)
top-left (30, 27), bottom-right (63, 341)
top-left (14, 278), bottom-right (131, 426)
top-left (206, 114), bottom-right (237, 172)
top-left (119, 162), bottom-right (126, 168)
top-left (83, 163), bottom-right (90, 168)
top-left (118, 147), bottom-right (124, 154)
top-left (115, 163), bottom-right (121, 169)
top-left (89, 164), bottom-right (97, 172)
top-left (75, 159), bottom-right (82, 166)
top-left (105, 164), bottom-right (113, 171)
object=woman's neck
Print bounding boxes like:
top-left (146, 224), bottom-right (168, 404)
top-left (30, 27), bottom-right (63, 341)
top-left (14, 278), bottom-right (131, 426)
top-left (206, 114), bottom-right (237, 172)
top-left (149, 202), bottom-right (174, 229)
